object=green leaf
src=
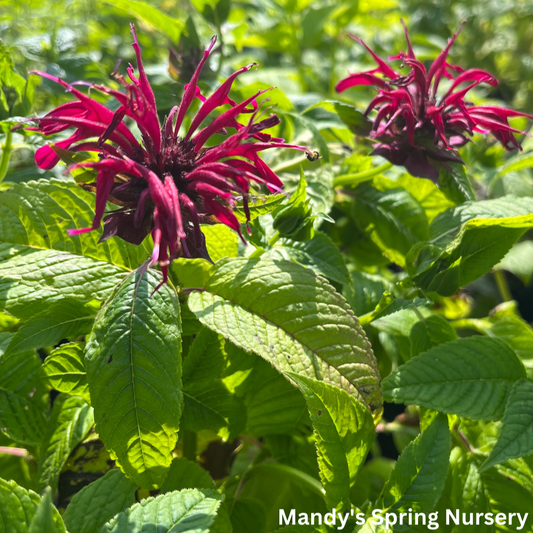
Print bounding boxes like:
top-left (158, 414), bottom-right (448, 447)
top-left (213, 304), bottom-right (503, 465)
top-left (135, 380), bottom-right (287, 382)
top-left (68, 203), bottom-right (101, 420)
top-left (5, 300), bottom-right (97, 356)
top-left (0, 179), bottom-right (150, 270)
top-left (0, 478), bottom-right (64, 533)
top-left (228, 498), bottom-right (266, 533)
top-left (99, 488), bottom-right (222, 533)
top-left (41, 342), bottom-right (90, 401)
top-left (450, 454), bottom-right (492, 533)
top-left (203, 224), bottom-right (239, 262)
top-left (29, 487), bottom-right (65, 533)
top-left (409, 315), bottom-right (457, 358)
top-left (379, 413), bottom-right (450, 516)
top-left (481, 379), bottom-right (533, 472)
top-left (0, 248), bottom-right (128, 319)
top-left (496, 240), bottom-right (533, 284)
top-left (182, 328), bottom-right (245, 439)
top-left (358, 293), bottom-right (431, 326)
top-left (437, 163), bottom-right (476, 204)
top-left (63, 469), bottom-right (137, 533)
top-left (187, 258), bottom-right (382, 414)
top-left (39, 394), bottom-right (94, 492)
top-left (283, 112), bottom-right (330, 163)
top-left (102, 0), bottom-right (183, 41)
top-left (353, 184), bottom-right (428, 268)
top-left (269, 231), bottom-right (351, 286)
top-left (288, 374), bottom-right (374, 509)
top-left (234, 194), bottom-right (287, 224)
top-left (85, 269), bottom-right (182, 489)
top-left (0, 387), bottom-right (47, 445)
top-left (160, 457), bottom-right (216, 493)
top-left (344, 271), bottom-right (391, 317)
top-left (383, 337), bottom-right (526, 420)
top-left (303, 100), bottom-right (372, 136)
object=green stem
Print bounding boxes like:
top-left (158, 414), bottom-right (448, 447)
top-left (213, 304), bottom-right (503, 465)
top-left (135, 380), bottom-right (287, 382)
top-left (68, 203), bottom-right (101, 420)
top-left (0, 129), bottom-right (13, 183)
top-left (494, 269), bottom-right (512, 302)
top-left (182, 430), bottom-right (197, 462)
top-left (333, 162), bottom-right (393, 188)
top-left (268, 232), bottom-right (280, 247)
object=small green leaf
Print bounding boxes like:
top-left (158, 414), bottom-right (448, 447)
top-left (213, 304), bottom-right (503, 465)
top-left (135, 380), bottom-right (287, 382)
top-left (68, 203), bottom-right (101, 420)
top-left (409, 315), bottom-right (457, 358)
top-left (288, 374), bottom-right (374, 509)
top-left (99, 488), bottom-right (222, 533)
top-left (85, 269), bottom-right (182, 489)
top-left (383, 337), bottom-right (526, 420)
top-left (39, 395), bottom-right (94, 492)
top-left (187, 258), bottom-right (382, 414)
top-left (359, 292), bottom-right (431, 326)
top-left (202, 224), bottom-right (239, 262)
top-left (160, 457), bottom-right (216, 493)
top-left (437, 163), bottom-right (476, 204)
top-left (481, 379), bottom-right (533, 472)
top-left (41, 342), bottom-right (90, 401)
top-left (63, 469), bottom-right (137, 533)
top-left (0, 387), bottom-right (47, 445)
top-left (5, 300), bottom-right (97, 356)
top-left (379, 413), bottom-right (450, 516)
top-left (234, 193), bottom-right (287, 224)
top-left (0, 478), bottom-right (64, 533)
top-left (29, 487), bottom-right (66, 533)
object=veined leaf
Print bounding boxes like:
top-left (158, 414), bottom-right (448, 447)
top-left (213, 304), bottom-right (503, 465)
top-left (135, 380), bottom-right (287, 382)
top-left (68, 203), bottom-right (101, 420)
top-left (41, 342), bottom-right (90, 401)
top-left (268, 231), bottom-right (351, 286)
top-left (187, 258), bottom-right (382, 414)
top-left (409, 315), bottom-right (457, 358)
top-left (383, 337), bottom-right (526, 420)
top-left (0, 478), bottom-right (64, 533)
top-left (234, 193), bottom-right (287, 223)
top-left (29, 488), bottom-right (65, 533)
top-left (161, 457), bottom-right (216, 493)
top-left (481, 379), bottom-right (533, 472)
top-left (5, 299), bottom-right (97, 356)
top-left (182, 328), bottom-right (245, 439)
top-left (85, 269), bottom-right (182, 489)
top-left (379, 413), bottom-right (450, 517)
top-left (344, 271), bottom-right (392, 317)
top-left (99, 488), bottom-right (222, 533)
top-left (63, 469), bottom-right (137, 533)
top-left (0, 248), bottom-right (128, 318)
top-left (0, 179), bottom-right (150, 269)
top-left (39, 394), bottom-right (94, 492)
top-left (288, 374), bottom-right (374, 509)
top-left (0, 387), bottom-right (47, 445)
top-left (202, 224), bottom-right (239, 262)
top-left (358, 292), bottom-right (431, 326)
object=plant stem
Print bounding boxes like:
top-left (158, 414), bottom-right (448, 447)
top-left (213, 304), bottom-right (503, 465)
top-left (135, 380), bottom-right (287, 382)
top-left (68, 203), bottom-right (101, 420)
top-left (333, 162), bottom-right (393, 188)
top-left (182, 430), bottom-right (197, 462)
top-left (0, 129), bottom-right (13, 183)
top-left (268, 232), bottom-right (280, 247)
top-left (494, 269), bottom-right (512, 302)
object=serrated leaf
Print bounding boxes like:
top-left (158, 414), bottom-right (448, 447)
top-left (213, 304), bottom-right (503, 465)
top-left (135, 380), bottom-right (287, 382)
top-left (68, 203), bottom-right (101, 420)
top-left (409, 315), bottom-right (457, 358)
top-left (99, 488), bottom-right (222, 533)
top-left (359, 292), bottom-right (431, 326)
top-left (288, 374), bottom-right (374, 509)
top-left (187, 258), bottom-right (382, 414)
top-left (41, 342), bottom-right (90, 401)
top-left (353, 184), bottom-right (428, 268)
top-left (29, 487), bottom-right (65, 533)
top-left (39, 394), bottom-right (94, 492)
top-left (85, 269), bottom-right (182, 490)
top-left (437, 163), bottom-right (476, 204)
top-left (234, 194), bottom-right (287, 224)
top-left (0, 248), bottom-right (128, 318)
top-left (0, 478), bottom-right (65, 533)
top-left (5, 299), bottom-right (96, 356)
top-left (379, 413), bottom-right (450, 517)
top-left (268, 231), bottom-right (351, 286)
top-left (161, 457), bottom-right (216, 493)
top-left (202, 224), bottom-right (239, 262)
top-left (182, 328), bottom-right (245, 439)
top-left (383, 337), bottom-right (526, 420)
top-left (481, 379), bottom-right (533, 472)
top-left (0, 179), bottom-right (150, 269)
top-left (451, 455), bottom-right (492, 533)
top-left (0, 387), bottom-right (47, 445)
top-left (63, 469), bottom-right (137, 533)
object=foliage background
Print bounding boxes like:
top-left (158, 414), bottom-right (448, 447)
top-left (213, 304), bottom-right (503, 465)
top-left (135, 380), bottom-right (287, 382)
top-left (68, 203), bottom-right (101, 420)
top-left (2, 0), bottom-right (533, 531)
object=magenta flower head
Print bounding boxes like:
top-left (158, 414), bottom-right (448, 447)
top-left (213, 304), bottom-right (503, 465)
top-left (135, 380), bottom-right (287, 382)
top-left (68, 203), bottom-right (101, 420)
top-left (29, 24), bottom-right (310, 283)
top-left (336, 21), bottom-right (533, 181)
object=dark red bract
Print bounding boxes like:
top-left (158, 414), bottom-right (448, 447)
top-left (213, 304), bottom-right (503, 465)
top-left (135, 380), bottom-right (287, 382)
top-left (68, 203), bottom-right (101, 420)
top-left (30, 24), bottom-right (309, 283)
top-left (336, 21), bottom-right (533, 181)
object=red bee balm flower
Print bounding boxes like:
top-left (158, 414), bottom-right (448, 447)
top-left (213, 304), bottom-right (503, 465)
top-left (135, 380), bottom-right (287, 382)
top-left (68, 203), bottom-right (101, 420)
top-left (30, 24), bottom-right (309, 282)
top-left (336, 21), bottom-right (533, 181)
